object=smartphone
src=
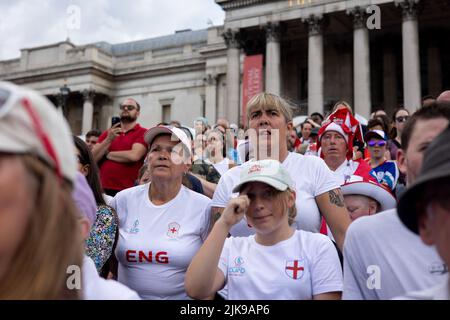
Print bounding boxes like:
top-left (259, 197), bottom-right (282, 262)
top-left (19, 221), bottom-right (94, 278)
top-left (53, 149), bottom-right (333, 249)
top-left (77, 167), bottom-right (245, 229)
top-left (111, 116), bottom-right (121, 127)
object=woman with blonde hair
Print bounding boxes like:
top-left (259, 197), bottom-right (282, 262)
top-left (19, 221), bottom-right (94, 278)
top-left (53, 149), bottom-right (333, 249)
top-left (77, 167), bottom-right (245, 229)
top-left (186, 160), bottom-right (343, 300)
top-left (212, 93), bottom-right (350, 250)
top-left (0, 81), bottom-right (83, 299)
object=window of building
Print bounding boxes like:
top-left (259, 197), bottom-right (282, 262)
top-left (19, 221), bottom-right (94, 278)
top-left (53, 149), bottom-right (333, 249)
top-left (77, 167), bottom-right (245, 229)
top-left (162, 104), bottom-right (171, 123)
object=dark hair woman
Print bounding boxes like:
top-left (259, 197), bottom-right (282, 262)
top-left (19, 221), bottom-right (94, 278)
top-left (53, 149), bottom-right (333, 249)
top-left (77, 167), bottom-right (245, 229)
top-left (73, 136), bottom-right (118, 278)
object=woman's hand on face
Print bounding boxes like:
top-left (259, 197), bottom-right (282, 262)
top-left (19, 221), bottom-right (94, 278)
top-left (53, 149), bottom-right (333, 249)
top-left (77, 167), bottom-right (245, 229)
top-left (220, 195), bottom-right (250, 228)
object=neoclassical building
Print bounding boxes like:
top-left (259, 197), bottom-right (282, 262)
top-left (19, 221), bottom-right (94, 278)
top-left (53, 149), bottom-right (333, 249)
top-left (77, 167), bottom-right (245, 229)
top-left (0, 0), bottom-right (449, 135)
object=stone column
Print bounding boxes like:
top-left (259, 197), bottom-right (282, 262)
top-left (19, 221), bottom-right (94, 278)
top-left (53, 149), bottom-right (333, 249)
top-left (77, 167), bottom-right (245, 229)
top-left (303, 15), bottom-right (325, 116)
top-left (82, 90), bottom-right (95, 134)
top-left (396, 0), bottom-right (421, 111)
top-left (265, 22), bottom-right (281, 95)
top-left (204, 73), bottom-right (218, 124)
top-left (348, 7), bottom-right (372, 119)
top-left (223, 29), bottom-right (241, 125)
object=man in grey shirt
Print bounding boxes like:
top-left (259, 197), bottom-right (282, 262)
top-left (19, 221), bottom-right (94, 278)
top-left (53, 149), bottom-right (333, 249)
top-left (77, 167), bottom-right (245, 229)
top-left (395, 125), bottom-right (450, 300)
top-left (343, 102), bottom-right (450, 300)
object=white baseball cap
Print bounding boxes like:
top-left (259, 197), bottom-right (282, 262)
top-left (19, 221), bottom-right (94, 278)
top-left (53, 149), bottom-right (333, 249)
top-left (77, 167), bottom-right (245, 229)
top-left (0, 81), bottom-right (77, 184)
top-left (144, 125), bottom-right (192, 156)
top-left (233, 159), bottom-right (295, 193)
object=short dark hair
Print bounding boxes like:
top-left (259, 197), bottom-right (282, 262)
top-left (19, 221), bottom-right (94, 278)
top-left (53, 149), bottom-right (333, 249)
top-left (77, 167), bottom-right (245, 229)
top-left (367, 118), bottom-right (388, 134)
top-left (310, 112), bottom-right (324, 121)
top-left (86, 129), bottom-right (101, 139)
top-left (401, 101), bottom-right (450, 151)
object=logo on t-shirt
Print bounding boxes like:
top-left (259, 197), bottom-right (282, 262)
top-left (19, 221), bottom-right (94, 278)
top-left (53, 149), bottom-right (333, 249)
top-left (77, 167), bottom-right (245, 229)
top-left (376, 171), bottom-right (385, 181)
top-left (128, 219), bottom-right (140, 234)
top-left (167, 222), bottom-right (180, 238)
top-left (228, 256), bottom-right (246, 276)
top-left (429, 262), bottom-right (448, 275)
top-left (285, 259), bottom-right (304, 280)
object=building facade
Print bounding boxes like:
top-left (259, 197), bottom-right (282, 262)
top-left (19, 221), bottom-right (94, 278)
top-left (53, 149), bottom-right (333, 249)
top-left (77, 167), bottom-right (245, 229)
top-left (0, 0), bottom-right (449, 134)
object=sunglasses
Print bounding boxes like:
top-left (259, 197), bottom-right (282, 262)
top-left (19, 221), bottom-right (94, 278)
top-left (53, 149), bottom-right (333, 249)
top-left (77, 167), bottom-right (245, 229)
top-left (0, 84), bottom-right (62, 180)
top-left (396, 116), bottom-right (410, 123)
top-left (120, 104), bottom-right (137, 111)
top-left (368, 140), bottom-right (387, 147)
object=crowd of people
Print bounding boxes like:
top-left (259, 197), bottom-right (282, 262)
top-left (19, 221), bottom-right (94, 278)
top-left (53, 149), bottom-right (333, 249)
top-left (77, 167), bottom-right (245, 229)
top-left (0, 80), bottom-right (449, 300)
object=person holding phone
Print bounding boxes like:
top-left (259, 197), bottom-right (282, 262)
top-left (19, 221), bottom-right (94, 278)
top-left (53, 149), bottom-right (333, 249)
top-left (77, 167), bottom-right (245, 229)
top-left (92, 98), bottom-right (148, 197)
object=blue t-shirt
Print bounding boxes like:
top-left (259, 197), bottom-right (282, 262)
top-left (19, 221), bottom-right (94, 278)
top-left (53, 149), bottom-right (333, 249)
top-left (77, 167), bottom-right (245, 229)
top-left (371, 160), bottom-right (399, 191)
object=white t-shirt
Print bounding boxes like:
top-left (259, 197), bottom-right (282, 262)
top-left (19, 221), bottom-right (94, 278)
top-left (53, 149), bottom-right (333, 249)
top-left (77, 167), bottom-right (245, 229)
top-left (333, 159), bottom-right (361, 185)
top-left (211, 152), bottom-right (340, 236)
top-left (82, 255), bottom-right (141, 300)
top-left (218, 230), bottom-right (343, 300)
top-left (103, 193), bottom-right (114, 206)
top-left (393, 277), bottom-right (450, 300)
top-left (111, 183), bottom-right (212, 300)
top-left (212, 157), bottom-right (230, 177)
top-left (343, 209), bottom-right (447, 300)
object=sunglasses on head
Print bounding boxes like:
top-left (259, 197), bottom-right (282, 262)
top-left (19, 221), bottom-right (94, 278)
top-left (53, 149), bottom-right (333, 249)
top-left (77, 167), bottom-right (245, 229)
top-left (396, 116), bottom-right (409, 123)
top-left (368, 140), bottom-right (387, 147)
top-left (120, 104), bottom-right (137, 111)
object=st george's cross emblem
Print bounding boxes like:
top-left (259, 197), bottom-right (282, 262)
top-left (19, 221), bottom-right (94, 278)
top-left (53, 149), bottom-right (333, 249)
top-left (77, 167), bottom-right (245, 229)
top-left (285, 260), bottom-right (305, 280)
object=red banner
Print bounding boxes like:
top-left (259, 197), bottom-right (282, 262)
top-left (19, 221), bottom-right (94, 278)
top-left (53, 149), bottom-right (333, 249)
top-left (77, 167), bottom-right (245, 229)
top-left (242, 54), bottom-right (263, 127)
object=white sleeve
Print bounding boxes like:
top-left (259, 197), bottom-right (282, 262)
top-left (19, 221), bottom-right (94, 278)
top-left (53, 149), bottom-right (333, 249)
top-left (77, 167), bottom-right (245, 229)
top-left (309, 235), bottom-right (343, 296)
top-left (342, 223), bottom-right (375, 300)
top-left (211, 173), bottom-right (233, 208)
top-left (309, 157), bottom-right (340, 196)
top-left (109, 193), bottom-right (126, 227)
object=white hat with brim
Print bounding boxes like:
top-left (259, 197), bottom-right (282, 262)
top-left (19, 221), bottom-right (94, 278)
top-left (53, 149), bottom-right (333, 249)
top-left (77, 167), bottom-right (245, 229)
top-left (0, 81), bottom-right (77, 184)
top-left (341, 177), bottom-right (397, 212)
top-left (144, 125), bottom-right (191, 156)
top-left (232, 159), bottom-right (295, 193)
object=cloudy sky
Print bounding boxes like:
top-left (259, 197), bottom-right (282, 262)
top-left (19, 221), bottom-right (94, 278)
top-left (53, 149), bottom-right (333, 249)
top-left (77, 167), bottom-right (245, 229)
top-left (0, 0), bottom-right (225, 60)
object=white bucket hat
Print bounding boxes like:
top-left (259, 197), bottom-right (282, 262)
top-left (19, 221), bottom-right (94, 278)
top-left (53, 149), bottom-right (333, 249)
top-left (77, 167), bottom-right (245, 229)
top-left (341, 175), bottom-right (397, 212)
top-left (233, 159), bottom-right (295, 193)
top-left (0, 81), bottom-right (77, 184)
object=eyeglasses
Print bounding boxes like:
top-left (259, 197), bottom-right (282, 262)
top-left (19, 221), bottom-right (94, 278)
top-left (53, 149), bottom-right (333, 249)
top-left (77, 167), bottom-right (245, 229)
top-left (396, 116), bottom-right (410, 123)
top-left (120, 104), bottom-right (137, 111)
top-left (0, 84), bottom-right (62, 180)
top-left (368, 140), bottom-right (387, 147)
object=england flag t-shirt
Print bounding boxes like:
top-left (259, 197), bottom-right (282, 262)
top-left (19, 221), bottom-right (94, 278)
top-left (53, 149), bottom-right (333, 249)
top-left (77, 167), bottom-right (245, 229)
top-left (111, 183), bottom-right (211, 300)
top-left (218, 230), bottom-right (343, 300)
